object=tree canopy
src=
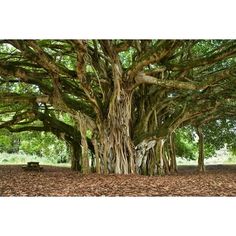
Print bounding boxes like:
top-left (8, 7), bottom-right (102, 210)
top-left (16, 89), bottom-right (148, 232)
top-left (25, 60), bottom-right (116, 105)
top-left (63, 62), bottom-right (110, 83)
top-left (1, 40), bottom-right (236, 175)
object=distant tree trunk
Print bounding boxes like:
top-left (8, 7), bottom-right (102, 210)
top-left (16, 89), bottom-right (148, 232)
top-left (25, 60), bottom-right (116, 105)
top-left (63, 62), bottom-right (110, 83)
top-left (169, 132), bottom-right (177, 174)
top-left (91, 137), bottom-right (101, 174)
top-left (196, 126), bottom-right (205, 172)
top-left (70, 142), bottom-right (82, 171)
top-left (91, 153), bottom-right (95, 173)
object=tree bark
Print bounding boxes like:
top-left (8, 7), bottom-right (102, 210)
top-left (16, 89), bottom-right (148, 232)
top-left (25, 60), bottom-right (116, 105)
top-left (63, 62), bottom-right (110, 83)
top-left (163, 151), bottom-right (170, 175)
top-left (196, 126), bottom-right (205, 172)
top-left (91, 136), bottom-right (101, 174)
top-left (169, 132), bottom-right (178, 174)
top-left (97, 88), bottom-right (136, 174)
top-left (147, 148), bottom-right (156, 176)
top-left (70, 142), bottom-right (82, 171)
top-left (156, 139), bottom-right (166, 175)
top-left (78, 115), bottom-right (90, 174)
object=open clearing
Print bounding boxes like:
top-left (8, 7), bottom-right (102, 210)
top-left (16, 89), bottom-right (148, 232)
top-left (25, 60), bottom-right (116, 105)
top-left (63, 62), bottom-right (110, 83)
top-left (1, 165), bottom-right (236, 196)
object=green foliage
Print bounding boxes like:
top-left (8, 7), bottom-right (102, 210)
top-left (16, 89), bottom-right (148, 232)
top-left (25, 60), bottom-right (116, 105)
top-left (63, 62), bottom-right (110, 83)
top-left (191, 40), bottom-right (224, 57)
top-left (175, 126), bottom-right (221, 160)
top-left (175, 127), bottom-right (198, 160)
top-left (204, 143), bottom-right (217, 158)
top-left (0, 152), bottom-right (70, 166)
top-left (0, 133), bottom-right (12, 152)
top-left (229, 144), bottom-right (236, 156)
top-left (203, 119), bottom-right (236, 153)
top-left (119, 47), bottom-right (137, 69)
top-left (20, 132), bottom-right (68, 163)
top-left (0, 130), bottom-right (20, 153)
top-left (0, 129), bottom-right (68, 163)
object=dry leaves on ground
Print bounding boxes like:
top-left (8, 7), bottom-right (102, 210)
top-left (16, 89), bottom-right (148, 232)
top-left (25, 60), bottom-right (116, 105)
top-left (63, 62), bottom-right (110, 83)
top-left (1, 165), bottom-right (236, 196)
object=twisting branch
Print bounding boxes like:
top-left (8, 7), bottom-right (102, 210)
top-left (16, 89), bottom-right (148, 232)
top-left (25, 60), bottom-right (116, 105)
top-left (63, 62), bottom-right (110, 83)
top-left (71, 40), bottom-right (102, 119)
top-left (6, 40), bottom-right (75, 78)
top-left (167, 41), bottom-right (236, 71)
top-left (128, 40), bottom-right (182, 79)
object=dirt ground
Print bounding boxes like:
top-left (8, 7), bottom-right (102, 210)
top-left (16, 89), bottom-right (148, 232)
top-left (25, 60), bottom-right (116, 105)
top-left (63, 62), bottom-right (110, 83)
top-left (1, 164), bottom-right (236, 196)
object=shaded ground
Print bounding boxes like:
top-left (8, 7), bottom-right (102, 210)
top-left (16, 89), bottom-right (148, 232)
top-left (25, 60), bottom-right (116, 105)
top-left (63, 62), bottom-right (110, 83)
top-left (1, 165), bottom-right (236, 196)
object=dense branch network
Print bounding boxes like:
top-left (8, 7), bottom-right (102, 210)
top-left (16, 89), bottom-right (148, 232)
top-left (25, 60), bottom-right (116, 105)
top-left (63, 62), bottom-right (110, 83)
top-left (1, 40), bottom-right (236, 174)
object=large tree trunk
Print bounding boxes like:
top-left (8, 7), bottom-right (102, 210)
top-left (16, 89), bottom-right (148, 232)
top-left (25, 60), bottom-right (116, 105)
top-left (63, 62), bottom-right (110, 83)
top-left (196, 126), bottom-right (205, 172)
top-left (97, 88), bottom-right (136, 174)
top-left (136, 138), bottom-right (170, 176)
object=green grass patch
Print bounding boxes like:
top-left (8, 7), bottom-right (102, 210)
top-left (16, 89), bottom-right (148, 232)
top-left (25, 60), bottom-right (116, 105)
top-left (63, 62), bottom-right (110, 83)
top-left (0, 152), bottom-right (70, 167)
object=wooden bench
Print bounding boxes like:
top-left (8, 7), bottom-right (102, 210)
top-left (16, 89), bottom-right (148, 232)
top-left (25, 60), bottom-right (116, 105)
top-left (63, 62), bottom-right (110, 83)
top-left (22, 162), bottom-right (43, 171)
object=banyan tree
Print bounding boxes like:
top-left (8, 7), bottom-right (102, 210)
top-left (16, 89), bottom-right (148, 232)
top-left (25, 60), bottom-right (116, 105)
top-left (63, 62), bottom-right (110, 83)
top-left (1, 40), bottom-right (236, 174)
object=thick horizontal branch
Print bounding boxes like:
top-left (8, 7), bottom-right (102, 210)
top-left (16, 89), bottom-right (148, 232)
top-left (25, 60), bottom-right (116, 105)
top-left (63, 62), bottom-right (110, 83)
top-left (0, 110), bottom-right (36, 129)
top-left (135, 72), bottom-right (199, 90)
top-left (0, 93), bottom-right (36, 104)
top-left (7, 126), bottom-right (46, 133)
top-left (0, 62), bottom-right (48, 81)
top-left (135, 67), bottom-right (233, 90)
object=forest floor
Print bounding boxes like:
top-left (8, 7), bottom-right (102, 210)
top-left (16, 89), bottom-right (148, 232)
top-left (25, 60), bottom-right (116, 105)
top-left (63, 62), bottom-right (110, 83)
top-left (1, 164), bottom-right (236, 196)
